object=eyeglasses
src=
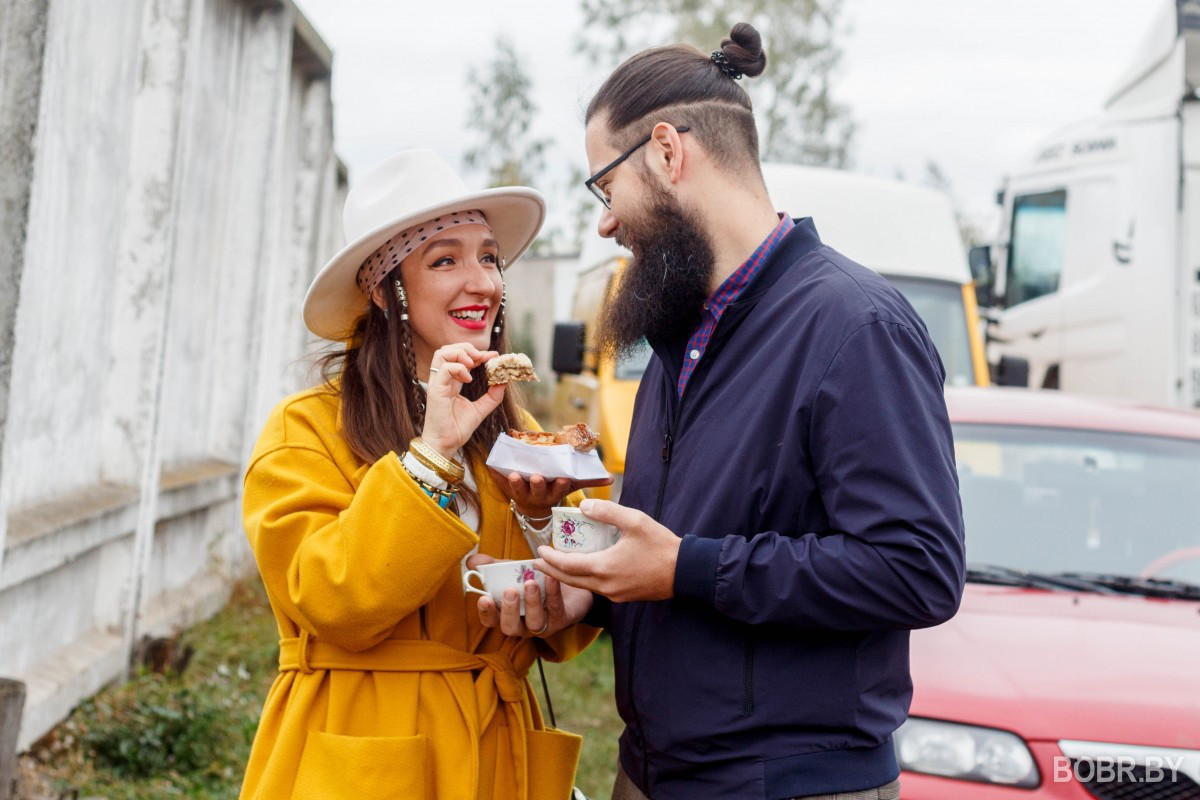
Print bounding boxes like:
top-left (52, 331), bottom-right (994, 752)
top-left (584, 125), bottom-right (690, 209)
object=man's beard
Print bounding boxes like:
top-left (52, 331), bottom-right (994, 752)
top-left (595, 191), bottom-right (716, 359)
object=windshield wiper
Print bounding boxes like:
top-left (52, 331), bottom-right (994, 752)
top-left (1051, 572), bottom-right (1200, 601)
top-left (965, 564), bottom-right (1117, 593)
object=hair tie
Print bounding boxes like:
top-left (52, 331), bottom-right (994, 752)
top-left (710, 51), bottom-right (742, 80)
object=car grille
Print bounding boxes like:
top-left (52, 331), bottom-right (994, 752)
top-left (1077, 764), bottom-right (1200, 800)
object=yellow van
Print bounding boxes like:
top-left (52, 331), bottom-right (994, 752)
top-left (551, 163), bottom-right (990, 497)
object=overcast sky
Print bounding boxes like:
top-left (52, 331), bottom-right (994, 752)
top-left (293, 0), bottom-right (1163, 241)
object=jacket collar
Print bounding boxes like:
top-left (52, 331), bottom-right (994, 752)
top-left (646, 217), bottom-right (824, 370)
top-left (727, 216), bottom-right (822, 306)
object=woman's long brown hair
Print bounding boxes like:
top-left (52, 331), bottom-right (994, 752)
top-left (317, 266), bottom-right (525, 516)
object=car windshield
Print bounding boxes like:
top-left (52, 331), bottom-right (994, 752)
top-left (954, 423), bottom-right (1200, 586)
top-left (614, 338), bottom-right (653, 381)
top-left (885, 276), bottom-right (975, 388)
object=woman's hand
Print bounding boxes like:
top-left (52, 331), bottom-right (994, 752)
top-left (466, 553), bottom-right (594, 638)
top-left (489, 468), bottom-right (617, 517)
top-left (421, 343), bottom-right (504, 457)
top-left (489, 469), bottom-right (573, 517)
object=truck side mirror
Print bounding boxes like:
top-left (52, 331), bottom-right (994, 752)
top-left (968, 245), bottom-right (995, 307)
top-left (992, 354), bottom-right (1030, 387)
top-left (552, 322), bottom-right (586, 375)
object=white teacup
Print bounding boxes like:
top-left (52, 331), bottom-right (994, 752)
top-left (462, 559), bottom-right (545, 615)
top-left (551, 507), bottom-right (620, 554)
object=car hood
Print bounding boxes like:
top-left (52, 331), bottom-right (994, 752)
top-left (909, 585), bottom-right (1200, 748)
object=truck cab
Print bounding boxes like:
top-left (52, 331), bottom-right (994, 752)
top-left (976, 0), bottom-right (1200, 408)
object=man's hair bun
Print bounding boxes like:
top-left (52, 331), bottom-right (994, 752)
top-left (720, 22), bottom-right (767, 78)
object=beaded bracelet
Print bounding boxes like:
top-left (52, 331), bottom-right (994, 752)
top-left (400, 455), bottom-right (458, 510)
top-left (414, 474), bottom-right (457, 510)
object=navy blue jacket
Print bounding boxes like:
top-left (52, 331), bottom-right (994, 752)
top-left (589, 218), bottom-right (965, 799)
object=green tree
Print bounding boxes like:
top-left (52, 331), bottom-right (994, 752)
top-left (578, 0), bottom-right (855, 167)
top-left (463, 37), bottom-right (552, 189)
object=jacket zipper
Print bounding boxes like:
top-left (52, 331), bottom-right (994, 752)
top-left (630, 383), bottom-right (685, 791)
top-left (742, 638), bottom-right (755, 713)
top-left (629, 295), bottom-right (758, 786)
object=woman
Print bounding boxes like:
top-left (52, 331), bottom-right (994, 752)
top-left (239, 150), bottom-right (598, 800)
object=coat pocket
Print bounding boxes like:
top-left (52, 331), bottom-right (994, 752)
top-left (525, 728), bottom-right (583, 799)
top-left (292, 730), bottom-right (427, 800)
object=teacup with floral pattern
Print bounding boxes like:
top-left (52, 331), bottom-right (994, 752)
top-left (462, 559), bottom-right (545, 615)
top-left (551, 507), bottom-right (620, 554)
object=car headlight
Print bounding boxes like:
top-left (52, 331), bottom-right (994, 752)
top-left (895, 717), bottom-right (1039, 788)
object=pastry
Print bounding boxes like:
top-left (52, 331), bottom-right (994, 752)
top-left (507, 429), bottom-right (560, 446)
top-left (554, 422), bottom-right (599, 452)
top-left (507, 423), bottom-right (600, 453)
top-left (486, 353), bottom-right (539, 386)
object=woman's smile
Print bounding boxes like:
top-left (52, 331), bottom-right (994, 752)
top-left (448, 304), bottom-right (490, 330)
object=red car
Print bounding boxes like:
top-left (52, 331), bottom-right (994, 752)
top-left (897, 387), bottom-right (1200, 798)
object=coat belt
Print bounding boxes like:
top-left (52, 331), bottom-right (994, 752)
top-left (278, 631), bottom-right (540, 799)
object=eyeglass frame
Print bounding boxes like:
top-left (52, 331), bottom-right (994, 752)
top-left (584, 125), bottom-right (690, 209)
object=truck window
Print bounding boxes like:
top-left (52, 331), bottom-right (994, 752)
top-left (886, 276), bottom-right (975, 387)
top-left (1006, 189), bottom-right (1067, 306)
top-left (614, 338), bottom-right (653, 380)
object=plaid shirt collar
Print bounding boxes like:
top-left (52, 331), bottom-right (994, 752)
top-left (676, 214), bottom-right (794, 397)
top-left (704, 214), bottom-right (794, 319)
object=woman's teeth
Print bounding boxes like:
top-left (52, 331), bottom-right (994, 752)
top-left (449, 309), bottom-right (486, 320)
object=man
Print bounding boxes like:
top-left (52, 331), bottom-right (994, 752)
top-left (477, 23), bottom-right (965, 800)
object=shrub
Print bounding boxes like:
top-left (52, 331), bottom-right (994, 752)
top-left (84, 686), bottom-right (225, 778)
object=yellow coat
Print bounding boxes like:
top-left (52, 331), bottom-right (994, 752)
top-left (239, 387), bottom-right (598, 800)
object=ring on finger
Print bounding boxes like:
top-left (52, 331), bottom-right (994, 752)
top-left (429, 366), bottom-right (440, 374)
top-left (530, 616), bottom-right (550, 636)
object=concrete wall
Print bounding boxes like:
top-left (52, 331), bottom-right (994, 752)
top-left (0, 0), bottom-right (345, 751)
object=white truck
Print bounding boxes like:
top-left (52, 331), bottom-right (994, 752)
top-left (974, 0), bottom-right (1200, 408)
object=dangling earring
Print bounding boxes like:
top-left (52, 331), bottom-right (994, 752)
top-left (394, 278), bottom-right (410, 321)
top-left (494, 262), bottom-right (507, 336)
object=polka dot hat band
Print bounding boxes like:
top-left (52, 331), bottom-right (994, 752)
top-left (354, 209), bottom-right (491, 296)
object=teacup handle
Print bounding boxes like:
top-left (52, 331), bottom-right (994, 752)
top-left (462, 569), bottom-right (488, 598)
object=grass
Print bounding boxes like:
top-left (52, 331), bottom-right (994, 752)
top-left (541, 633), bottom-right (624, 798)
top-left (31, 578), bottom-right (624, 799)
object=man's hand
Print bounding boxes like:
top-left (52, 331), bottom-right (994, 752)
top-left (535, 499), bottom-right (681, 602)
top-left (468, 553), bottom-right (594, 637)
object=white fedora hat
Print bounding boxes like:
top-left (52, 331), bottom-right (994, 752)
top-left (303, 149), bottom-right (546, 341)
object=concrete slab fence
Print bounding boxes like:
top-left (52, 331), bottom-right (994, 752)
top-left (0, 0), bottom-right (345, 753)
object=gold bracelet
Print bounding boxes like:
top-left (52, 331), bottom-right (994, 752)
top-left (409, 437), bottom-right (465, 484)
